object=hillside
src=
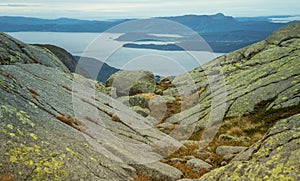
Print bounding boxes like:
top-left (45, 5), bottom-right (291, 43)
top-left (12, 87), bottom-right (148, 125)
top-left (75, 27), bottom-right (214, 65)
top-left (0, 32), bottom-right (183, 180)
top-left (105, 22), bottom-right (300, 179)
top-left (73, 56), bottom-right (119, 83)
top-left (156, 21), bottom-right (300, 179)
top-left (0, 22), bottom-right (299, 180)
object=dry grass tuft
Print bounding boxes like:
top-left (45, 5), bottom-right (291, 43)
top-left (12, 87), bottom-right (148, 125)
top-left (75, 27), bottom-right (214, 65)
top-left (56, 114), bottom-right (84, 131)
top-left (133, 173), bottom-right (166, 181)
top-left (167, 161), bottom-right (210, 179)
top-left (132, 174), bottom-right (152, 181)
top-left (0, 174), bottom-right (14, 181)
top-left (136, 93), bottom-right (159, 100)
top-left (166, 144), bottom-right (199, 160)
top-left (28, 88), bottom-right (40, 99)
top-left (156, 77), bottom-right (172, 91)
top-left (207, 101), bottom-right (300, 151)
top-left (62, 85), bottom-right (72, 92)
top-left (188, 127), bottom-right (205, 141)
top-left (159, 95), bottom-right (300, 180)
top-left (111, 114), bottom-right (121, 122)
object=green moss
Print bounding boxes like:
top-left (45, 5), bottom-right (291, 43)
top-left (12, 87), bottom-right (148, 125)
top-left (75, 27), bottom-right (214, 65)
top-left (17, 129), bottom-right (25, 136)
top-left (65, 147), bottom-right (72, 152)
top-left (90, 157), bottom-right (97, 162)
top-left (6, 124), bottom-right (14, 130)
top-left (65, 147), bottom-right (81, 159)
top-left (31, 155), bottom-right (68, 180)
top-left (1, 128), bottom-right (8, 134)
top-left (1, 105), bottom-right (35, 127)
top-left (4, 135), bottom-right (69, 180)
top-left (8, 132), bottom-right (16, 138)
top-left (1, 109), bottom-right (69, 180)
top-left (29, 101), bottom-right (38, 109)
top-left (9, 156), bottom-right (18, 163)
top-left (29, 133), bottom-right (38, 140)
top-left (16, 111), bottom-right (35, 127)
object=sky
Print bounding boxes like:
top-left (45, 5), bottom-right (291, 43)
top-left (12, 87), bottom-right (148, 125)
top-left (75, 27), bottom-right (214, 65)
top-left (0, 0), bottom-right (299, 20)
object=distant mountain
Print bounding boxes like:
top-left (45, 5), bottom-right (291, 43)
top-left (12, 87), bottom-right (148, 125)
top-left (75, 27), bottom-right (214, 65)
top-left (0, 14), bottom-right (288, 33)
top-left (0, 14), bottom-right (293, 52)
top-left (0, 16), bottom-right (124, 32)
top-left (116, 13), bottom-right (291, 52)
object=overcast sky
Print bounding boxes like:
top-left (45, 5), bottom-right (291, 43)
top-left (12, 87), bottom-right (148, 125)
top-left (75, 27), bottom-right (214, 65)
top-left (0, 0), bottom-right (299, 20)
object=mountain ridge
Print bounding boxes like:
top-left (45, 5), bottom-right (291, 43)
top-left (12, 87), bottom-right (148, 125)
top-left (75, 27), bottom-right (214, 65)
top-left (1, 13), bottom-right (291, 53)
top-left (0, 14), bottom-right (287, 33)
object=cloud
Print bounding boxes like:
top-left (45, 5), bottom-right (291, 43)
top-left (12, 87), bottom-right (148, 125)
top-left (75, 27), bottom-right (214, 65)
top-left (0, 0), bottom-right (299, 19)
top-left (0, 3), bottom-right (41, 7)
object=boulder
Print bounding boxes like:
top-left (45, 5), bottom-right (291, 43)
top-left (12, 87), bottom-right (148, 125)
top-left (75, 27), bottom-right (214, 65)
top-left (118, 95), bottom-right (149, 108)
top-left (106, 70), bottom-right (156, 97)
top-left (170, 158), bottom-right (186, 163)
top-left (162, 95), bottom-right (177, 104)
top-left (147, 96), bottom-right (168, 121)
top-left (194, 150), bottom-right (211, 159)
top-left (157, 122), bottom-right (175, 130)
top-left (186, 158), bottom-right (213, 171)
top-left (163, 88), bottom-right (179, 97)
top-left (220, 161), bottom-right (227, 166)
top-left (215, 146), bottom-right (247, 156)
top-left (133, 162), bottom-right (183, 181)
top-left (131, 106), bottom-right (150, 117)
top-left (183, 156), bottom-right (196, 160)
top-left (218, 134), bottom-right (249, 143)
top-left (223, 154), bottom-right (236, 160)
top-left (181, 140), bottom-right (201, 147)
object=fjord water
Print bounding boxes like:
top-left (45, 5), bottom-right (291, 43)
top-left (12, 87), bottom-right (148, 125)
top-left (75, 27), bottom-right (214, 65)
top-left (8, 32), bottom-right (222, 76)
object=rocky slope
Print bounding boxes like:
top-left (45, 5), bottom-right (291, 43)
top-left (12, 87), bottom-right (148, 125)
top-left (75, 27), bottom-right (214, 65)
top-left (0, 21), bottom-right (299, 181)
top-left (200, 113), bottom-right (300, 180)
top-left (159, 22), bottom-right (300, 179)
top-left (34, 44), bottom-right (119, 83)
top-left (196, 22), bottom-right (300, 180)
top-left (0, 33), bottom-right (183, 180)
top-left (0, 33), bottom-right (69, 72)
top-left (104, 22), bottom-right (300, 179)
top-left (35, 44), bottom-right (80, 73)
top-left (163, 21), bottom-right (300, 138)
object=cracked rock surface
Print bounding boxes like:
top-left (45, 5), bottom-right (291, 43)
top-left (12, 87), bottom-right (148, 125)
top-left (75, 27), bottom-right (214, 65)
top-left (164, 22), bottom-right (300, 179)
top-left (199, 113), bottom-right (300, 180)
top-left (0, 33), bottom-right (182, 180)
top-left (166, 22), bottom-right (300, 129)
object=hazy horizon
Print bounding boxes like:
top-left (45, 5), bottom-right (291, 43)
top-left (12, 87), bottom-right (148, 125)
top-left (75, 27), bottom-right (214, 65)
top-left (0, 0), bottom-right (299, 20)
top-left (1, 13), bottom-right (300, 22)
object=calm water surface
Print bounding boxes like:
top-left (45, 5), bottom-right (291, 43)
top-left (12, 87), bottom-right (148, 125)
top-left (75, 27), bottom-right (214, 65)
top-left (8, 32), bottom-right (223, 76)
